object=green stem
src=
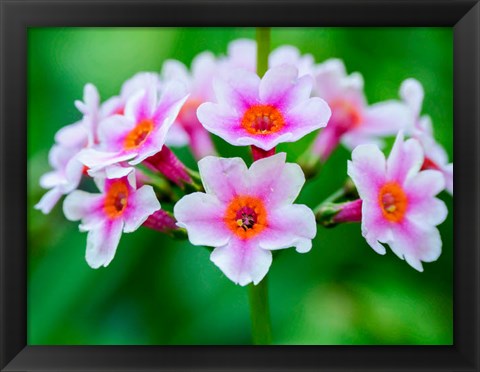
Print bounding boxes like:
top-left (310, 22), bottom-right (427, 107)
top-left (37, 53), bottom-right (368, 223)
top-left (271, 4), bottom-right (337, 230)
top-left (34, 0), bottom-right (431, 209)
top-left (248, 277), bottom-right (272, 345)
top-left (256, 27), bottom-right (270, 77)
top-left (313, 178), bottom-right (358, 215)
top-left (244, 27), bottom-right (273, 346)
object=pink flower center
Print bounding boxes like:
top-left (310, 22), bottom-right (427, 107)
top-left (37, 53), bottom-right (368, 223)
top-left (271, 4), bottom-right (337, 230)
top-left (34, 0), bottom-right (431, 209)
top-left (224, 196), bottom-right (268, 239)
top-left (241, 105), bottom-right (285, 135)
top-left (124, 119), bottom-right (154, 150)
top-left (104, 180), bottom-right (129, 219)
top-left (378, 182), bottom-right (408, 222)
top-left (329, 99), bottom-right (362, 135)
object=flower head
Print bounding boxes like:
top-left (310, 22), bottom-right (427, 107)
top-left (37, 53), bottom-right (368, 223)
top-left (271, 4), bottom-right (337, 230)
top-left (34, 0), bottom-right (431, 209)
top-left (197, 65), bottom-right (331, 151)
top-left (347, 132), bottom-right (448, 271)
top-left (174, 153), bottom-right (316, 286)
top-left (312, 59), bottom-right (411, 160)
top-left (35, 84), bottom-right (99, 214)
top-left (63, 173), bottom-right (160, 268)
top-left (400, 78), bottom-right (453, 194)
top-left (78, 81), bottom-right (189, 177)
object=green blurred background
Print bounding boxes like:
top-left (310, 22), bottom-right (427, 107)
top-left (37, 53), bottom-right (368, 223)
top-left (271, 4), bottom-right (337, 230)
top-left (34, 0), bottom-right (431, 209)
top-left (28, 27), bottom-right (453, 345)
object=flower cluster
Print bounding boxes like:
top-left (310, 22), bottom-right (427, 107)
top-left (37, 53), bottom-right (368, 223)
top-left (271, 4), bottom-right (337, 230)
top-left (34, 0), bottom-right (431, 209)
top-left (36, 37), bottom-right (453, 284)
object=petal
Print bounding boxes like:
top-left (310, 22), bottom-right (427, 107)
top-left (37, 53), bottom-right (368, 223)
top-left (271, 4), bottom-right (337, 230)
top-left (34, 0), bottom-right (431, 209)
top-left (34, 188), bottom-right (63, 214)
top-left (361, 101), bottom-right (413, 136)
top-left (85, 219), bottom-right (124, 269)
top-left (313, 59), bottom-right (365, 105)
top-left (210, 238), bottom-right (272, 286)
top-left (187, 128), bottom-right (217, 160)
top-left (197, 156), bottom-right (248, 201)
top-left (123, 185), bottom-right (161, 233)
top-left (259, 204), bottom-right (316, 253)
top-left (269, 46), bottom-right (315, 77)
top-left (100, 96), bottom-right (123, 118)
top-left (74, 83), bottom-right (100, 116)
top-left (347, 144), bottom-right (387, 201)
top-left (48, 143), bottom-right (76, 170)
top-left (77, 148), bottom-right (136, 169)
top-left (405, 169), bottom-right (445, 199)
top-left (121, 72), bottom-right (161, 101)
top-left (283, 96), bottom-right (331, 138)
top-left (405, 170), bottom-right (447, 226)
top-left (213, 68), bottom-right (260, 112)
top-left (174, 192), bottom-right (230, 246)
top-left (191, 51), bottom-right (217, 99)
top-left (259, 65), bottom-right (312, 110)
top-left (124, 88), bottom-right (156, 123)
top-left (39, 171), bottom-right (63, 189)
top-left (248, 152), bottom-right (305, 208)
top-left (153, 80), bottom-right (189, 124)
top-left (443, 163), bottom-right (453, 195)
top-left (103, 164), bottom-right (135, 180)
top-left (54, 121), bottom-right (88, 148)
top-left (196, 102), bottom-right (245, 145)
top-left (162, 59), bottom-right (190, 86)
top-left (360, 199), bottom-right (391, 255)
top-left (342, 132), bottom-right (385, 151)
top-left (165, 123), bottom-right (190, 147)
top-left (388, 219), bottom-right (443, 272)
top-left (63, 190), bottom-right (104, 225)
top-left (97, 115), bottom-right (135, 152)
top-left (387, 132), bottom-right (423, 184)
top-left (225, 38), bottom-right (256, 71)
top-left (400, 78), bottom-right (424, 118)
top-left (62, 156), bottom-right (84, 193)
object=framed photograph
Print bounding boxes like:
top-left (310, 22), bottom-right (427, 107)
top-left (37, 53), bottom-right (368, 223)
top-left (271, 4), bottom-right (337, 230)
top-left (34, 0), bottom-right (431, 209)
top-left (1, 0), bottom-right (479, 371)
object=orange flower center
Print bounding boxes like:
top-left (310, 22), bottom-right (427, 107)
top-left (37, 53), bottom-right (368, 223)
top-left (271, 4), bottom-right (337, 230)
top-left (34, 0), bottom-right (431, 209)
top-left (330, 99), bottom-right (362, 133)
top-left (224, 195), bottom-right (268, 239)
top-left (378, 182), bottom-right (408, 223)
top-left (241, 104), bottom-right (285, 135)
top-left (124, 119), bottom-right (154, 150)
top-left (104, 180), bottom-right (129, 219)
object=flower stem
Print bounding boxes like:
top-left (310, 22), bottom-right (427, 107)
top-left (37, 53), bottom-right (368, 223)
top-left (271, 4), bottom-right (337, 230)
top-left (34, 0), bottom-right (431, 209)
top-left (245, 28), bottom-right (274, 346)
top-left (314, 179), bottom-right (361, 227)
top-left (256, 27), bottom-right (270, 78)
top-left (248, 276), bottom-right (272, 345)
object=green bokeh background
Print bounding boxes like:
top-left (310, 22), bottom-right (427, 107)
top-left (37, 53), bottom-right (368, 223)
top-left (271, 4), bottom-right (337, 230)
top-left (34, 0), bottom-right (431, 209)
top-left (28, 27), bottom-right (453, 345)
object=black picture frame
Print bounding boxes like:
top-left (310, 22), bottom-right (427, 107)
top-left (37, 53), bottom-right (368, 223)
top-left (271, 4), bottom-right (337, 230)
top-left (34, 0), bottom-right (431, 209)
top-left (1, 0), bottom-right (479, 371)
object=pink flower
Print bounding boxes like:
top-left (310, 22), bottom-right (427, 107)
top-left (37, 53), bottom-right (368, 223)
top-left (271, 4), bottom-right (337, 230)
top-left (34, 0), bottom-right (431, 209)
top-left (311, 59), bottom-right (412, 161)
top-left (197, 65), bottom-right (331, 151)
top-left (34, 141), bottom-right (85, 214)
top-left (174, 153), bottom-right (316, 286)
top-left (347, 132), bottom-right (448, 271)
top-left (161, 52), bottom-right (218, 159)
top-left (74, 83), bottom-right (101, 145)
top-left (35, 84), bottom-right (99, 214)
top-left (100, 72), bottom-right (162, 118)
top-left (400, 78), bottom-right (453, 194)
top-left (63, 173), bottom-right (160, 268)
top-left (78, 81), bottom-right (189, 177)
top-left (223, 39), bottom-right (315, 77)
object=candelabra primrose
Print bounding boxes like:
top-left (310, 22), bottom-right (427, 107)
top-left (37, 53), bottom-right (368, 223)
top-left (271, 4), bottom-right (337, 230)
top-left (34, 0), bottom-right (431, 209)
top-left (34, 28), bottom-right (453, 345)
